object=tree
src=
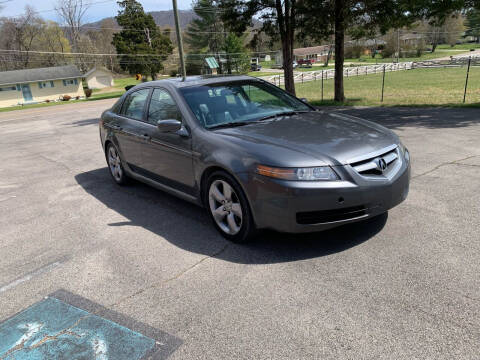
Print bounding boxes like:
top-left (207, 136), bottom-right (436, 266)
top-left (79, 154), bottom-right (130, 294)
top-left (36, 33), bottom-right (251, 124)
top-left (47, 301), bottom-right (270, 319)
top-left (300, 0), bottom-right (468, 102)
top-left (444, 13), bottom-right (464, 46)
top-left (87, 18), bottom-right (119, 71)
top-left (219, 0), bottom-right (299, 95)
top-left (465, 9), bottom-right (480, 43)
top-left (186, 0), bottom-right (226, 74)
top-left (55, 0), bottom-right (90, 52)
top-left (35, 21), bottom-right (71, 66)
top-left (0, 6), bottom-right (43, 70)
top-left (223, 33), bottom-right (250, 74)
top-left (112, 0), bottom-right (173, 80)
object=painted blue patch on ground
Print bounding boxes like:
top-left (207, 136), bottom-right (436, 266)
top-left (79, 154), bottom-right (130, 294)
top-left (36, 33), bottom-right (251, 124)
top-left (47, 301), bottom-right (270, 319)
top-left (0, 297), bottom-right (156, 360)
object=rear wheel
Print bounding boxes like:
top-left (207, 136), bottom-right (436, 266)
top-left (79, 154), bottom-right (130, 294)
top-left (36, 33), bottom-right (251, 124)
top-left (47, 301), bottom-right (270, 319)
top-left (106, 143), bottom-right (129, 185)
top-left (206, 171), bottom-right (256, 243)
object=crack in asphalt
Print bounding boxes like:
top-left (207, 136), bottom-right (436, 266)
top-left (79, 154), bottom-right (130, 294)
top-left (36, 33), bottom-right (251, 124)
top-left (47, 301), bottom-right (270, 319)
top-left (107, 244), bottom-right (230, 309)
top-left (412, 155), bottom-right (480, 179)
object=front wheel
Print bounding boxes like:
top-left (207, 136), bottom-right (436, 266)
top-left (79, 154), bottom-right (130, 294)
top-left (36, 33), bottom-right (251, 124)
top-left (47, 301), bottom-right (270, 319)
top-left (106, 143), bottom-right (129, 185)
top-left (206, 171), bottom-right (256, 243)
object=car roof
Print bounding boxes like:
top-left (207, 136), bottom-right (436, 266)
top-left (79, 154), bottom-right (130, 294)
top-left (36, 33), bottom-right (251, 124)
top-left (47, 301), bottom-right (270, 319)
top-left (137, 75), bottom-right (262, 89)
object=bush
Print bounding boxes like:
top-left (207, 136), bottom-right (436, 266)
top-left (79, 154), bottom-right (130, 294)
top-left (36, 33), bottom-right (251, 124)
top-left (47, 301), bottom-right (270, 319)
top-left (84, 88), bottom-right (93, 98)
top-left (170, 70), bottom-right (178, 77)
top-left (62, 95), bottom-right (71, 101)
top-left (75, 96), bottom-right (80, 100)
top-left (344, 44), bottom-right (366, 59)
top-left (45, 99), bottom-right (50, 103)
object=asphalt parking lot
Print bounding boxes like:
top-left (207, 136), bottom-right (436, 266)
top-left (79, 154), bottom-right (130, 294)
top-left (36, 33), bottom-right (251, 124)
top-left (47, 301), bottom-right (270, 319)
top-left (0, 100), bottom-right (479, 359)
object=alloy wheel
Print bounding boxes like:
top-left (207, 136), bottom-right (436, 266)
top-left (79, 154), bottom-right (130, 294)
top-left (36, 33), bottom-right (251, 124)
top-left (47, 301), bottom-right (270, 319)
top-left (208, 179), bottom-right (243, 235)
top-left (108, 145), bottom-right (123, 182)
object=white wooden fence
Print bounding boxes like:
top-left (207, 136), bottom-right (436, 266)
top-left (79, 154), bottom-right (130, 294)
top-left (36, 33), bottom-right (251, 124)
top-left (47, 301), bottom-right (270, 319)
top-left (261, 62), bottom-right (414, 86)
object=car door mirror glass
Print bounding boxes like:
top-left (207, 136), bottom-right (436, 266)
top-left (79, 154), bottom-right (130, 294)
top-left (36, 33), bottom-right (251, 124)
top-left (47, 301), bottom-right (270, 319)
top-left (157, 119), bottom-right (182, 133)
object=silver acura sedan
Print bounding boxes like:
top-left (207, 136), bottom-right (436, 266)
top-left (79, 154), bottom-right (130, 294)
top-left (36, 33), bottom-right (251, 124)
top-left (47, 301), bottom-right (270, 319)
top-left (99, 75), bottom-right (410, 242)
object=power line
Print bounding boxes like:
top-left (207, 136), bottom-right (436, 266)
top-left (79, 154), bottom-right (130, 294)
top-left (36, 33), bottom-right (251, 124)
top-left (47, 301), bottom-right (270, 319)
top-left (0, 49), bottom-right (279, 57)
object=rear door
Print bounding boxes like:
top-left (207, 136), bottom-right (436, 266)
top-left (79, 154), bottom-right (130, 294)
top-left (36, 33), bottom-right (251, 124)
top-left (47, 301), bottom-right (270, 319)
top-left (140, 87), bottom-right (195, 194)
top-left (110, 88), bottom-right (151, 171)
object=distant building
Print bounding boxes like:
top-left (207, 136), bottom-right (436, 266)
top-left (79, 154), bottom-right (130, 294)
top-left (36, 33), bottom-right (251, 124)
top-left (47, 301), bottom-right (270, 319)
top-left (293, 45), bottom-right (331, 62)
top-left (0, 65), bottom-right (84, 108)
top-left (275, 45), bottom-right (331, 66)
top-left (84, 67), bottom-right (114, 89)
top-left (400, 34), bottom-right (424, 46)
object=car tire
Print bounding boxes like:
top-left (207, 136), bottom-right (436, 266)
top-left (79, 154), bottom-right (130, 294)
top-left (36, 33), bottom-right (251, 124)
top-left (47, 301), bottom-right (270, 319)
top-left (106, 143), bottom-right (129, 185)
top-left (205, 171), bottom-right (256, 243)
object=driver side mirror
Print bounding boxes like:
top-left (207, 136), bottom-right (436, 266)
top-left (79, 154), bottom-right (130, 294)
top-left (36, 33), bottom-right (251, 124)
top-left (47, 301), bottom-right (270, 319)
top-left (157, 119), bottom-right (182, 133)
top-left (300, 97), bottom-right (308, 103)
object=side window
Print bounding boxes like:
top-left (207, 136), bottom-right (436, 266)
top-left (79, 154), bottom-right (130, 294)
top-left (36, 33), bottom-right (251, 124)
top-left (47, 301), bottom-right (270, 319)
top-left (121, 88), bottom-right (150, 121)
top-left (147, 88), bottom-right (181, 125)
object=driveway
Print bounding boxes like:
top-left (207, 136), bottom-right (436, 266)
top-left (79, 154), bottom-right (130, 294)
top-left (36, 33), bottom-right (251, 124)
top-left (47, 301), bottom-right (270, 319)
top-left (0, 101), bottom-right (479, 359)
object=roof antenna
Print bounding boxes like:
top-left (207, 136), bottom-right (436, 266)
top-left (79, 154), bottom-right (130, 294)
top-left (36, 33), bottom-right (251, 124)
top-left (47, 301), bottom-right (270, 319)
top-left (172, 0), bottom-right (186, 81)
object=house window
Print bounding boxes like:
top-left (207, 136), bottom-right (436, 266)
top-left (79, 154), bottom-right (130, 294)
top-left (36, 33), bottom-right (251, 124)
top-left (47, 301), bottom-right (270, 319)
top-left (62, 79), bottom-right (78, 86)
top-left (38, 81), bottom-right (55, 89)
top-left (0, 86), bottom-right (16, 92)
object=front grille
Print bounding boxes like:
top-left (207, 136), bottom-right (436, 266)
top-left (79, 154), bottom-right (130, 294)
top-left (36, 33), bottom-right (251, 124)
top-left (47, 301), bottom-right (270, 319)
top-left (351, 147), bottom-right (399, 178)
top-left (296, 205), bottom-right (367, 225)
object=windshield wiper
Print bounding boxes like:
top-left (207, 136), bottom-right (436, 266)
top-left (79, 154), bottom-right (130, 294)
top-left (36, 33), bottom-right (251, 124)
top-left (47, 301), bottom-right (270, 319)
top-left (208, 121), bottom-right (253, 130)
top-left (257, 110), bottom-right (310, 122)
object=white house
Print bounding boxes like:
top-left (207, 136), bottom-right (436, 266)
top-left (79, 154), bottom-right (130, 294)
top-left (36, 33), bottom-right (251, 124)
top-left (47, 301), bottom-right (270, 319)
top-left (0, 65), bottom-right (84, 108)
top-left (84, 67), bottom-right (114, 89)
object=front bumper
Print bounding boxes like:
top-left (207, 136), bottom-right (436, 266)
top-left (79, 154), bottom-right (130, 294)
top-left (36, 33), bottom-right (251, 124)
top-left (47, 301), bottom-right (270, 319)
top-left (245, 160), bottom-right (410, 233)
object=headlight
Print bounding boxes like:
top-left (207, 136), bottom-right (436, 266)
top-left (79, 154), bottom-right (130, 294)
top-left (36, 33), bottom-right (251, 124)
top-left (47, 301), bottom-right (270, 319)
top-left (256, 165), bottom-right (339, 181)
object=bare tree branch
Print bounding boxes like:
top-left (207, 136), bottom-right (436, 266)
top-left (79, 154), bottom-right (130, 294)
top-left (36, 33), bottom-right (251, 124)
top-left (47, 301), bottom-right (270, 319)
top-left (55, 0), bottom-right (90, 51)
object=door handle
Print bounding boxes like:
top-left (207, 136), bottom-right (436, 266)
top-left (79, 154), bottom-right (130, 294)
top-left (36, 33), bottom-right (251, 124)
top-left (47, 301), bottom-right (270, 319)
top-left (110, 124), bottom-right (122, 131)
top-left (140, 134), bottom-right (151, 141)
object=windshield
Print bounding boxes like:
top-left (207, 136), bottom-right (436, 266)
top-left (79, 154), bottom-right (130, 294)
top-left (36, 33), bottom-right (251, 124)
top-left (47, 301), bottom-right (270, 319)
top-left (179, 80), bottom-right (312, 129)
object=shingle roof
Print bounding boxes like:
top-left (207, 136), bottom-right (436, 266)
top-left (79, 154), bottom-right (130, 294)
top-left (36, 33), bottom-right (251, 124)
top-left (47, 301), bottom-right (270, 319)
top-left (0, 65), bottom-right (82, 86)
top-left (293, 45), bottom-right (330, 57)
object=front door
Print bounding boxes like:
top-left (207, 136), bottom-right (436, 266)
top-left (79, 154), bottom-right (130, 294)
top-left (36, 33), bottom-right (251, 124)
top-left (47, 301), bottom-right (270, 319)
top-left (21, 84), bottom-right (33, 102)
top-left (141, 88), bottom-right (194, 194)
top-left (113, 88), bottom-right (151, 171)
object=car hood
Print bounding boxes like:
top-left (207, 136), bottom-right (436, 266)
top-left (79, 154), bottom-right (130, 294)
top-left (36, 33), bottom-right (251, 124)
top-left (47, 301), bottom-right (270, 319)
top-left (214, 111), bottom-right (399, 165)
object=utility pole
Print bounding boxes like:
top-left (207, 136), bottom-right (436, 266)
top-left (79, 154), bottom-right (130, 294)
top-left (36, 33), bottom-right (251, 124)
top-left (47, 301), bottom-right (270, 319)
top-left (463, 57), bottom-right (471, 103)
top-left (172, 0), bottom-right (186, 80)
top-left (396, 29), bottom-right (400, 63)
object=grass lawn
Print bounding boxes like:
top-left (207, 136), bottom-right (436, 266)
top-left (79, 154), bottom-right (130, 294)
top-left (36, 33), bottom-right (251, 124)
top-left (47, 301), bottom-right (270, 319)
top-left (294, 66), bottom-right (480, 107)
top-left (92, 77), bottom-right (141, 94)
top-left (345, 49), bottom-right (473, 64)
top-left (248, 71), bottom-right (283, 77)
top-left (0, 99), bottom-right (87, 113)
top-left (437, 43), bottom-right (480, 50)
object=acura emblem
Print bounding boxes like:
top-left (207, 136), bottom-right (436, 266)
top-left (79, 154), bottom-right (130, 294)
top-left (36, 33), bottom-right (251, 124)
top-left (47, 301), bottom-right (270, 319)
top-left (374, 157), bottom-right (388, 172)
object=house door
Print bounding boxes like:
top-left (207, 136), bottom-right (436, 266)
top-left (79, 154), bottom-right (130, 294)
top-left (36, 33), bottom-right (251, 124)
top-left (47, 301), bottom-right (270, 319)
top-left (21, 84), bottom-right (33, 102)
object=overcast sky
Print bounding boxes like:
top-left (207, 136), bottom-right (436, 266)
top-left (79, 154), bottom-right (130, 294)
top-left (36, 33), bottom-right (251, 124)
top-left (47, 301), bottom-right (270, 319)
top-left (0, 0), bottom-right (192, 22)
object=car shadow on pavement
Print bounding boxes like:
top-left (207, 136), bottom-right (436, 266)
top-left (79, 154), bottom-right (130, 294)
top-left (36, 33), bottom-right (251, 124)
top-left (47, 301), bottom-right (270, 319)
top-left (335, 107), bottom-right (480, 130)
top-left (68, 118), bottom-right (100, 127)
top-left (75, 168), bottom-right (387, 265)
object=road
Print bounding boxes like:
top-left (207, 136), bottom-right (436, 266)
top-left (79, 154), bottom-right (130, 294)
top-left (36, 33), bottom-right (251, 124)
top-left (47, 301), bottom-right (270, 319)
top-left (0, 101), bottom-right (479, 359)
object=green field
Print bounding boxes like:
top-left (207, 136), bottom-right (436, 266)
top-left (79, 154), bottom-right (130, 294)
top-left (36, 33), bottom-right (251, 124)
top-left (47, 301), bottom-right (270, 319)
top-left (293, 66), bottom-right (480, 106)
top-left (437, 43), bottom-right (480, 50)
top-left (344, 49), bottom-right (471, 65)
top-left (248, 71), bottom-right (283, 77)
